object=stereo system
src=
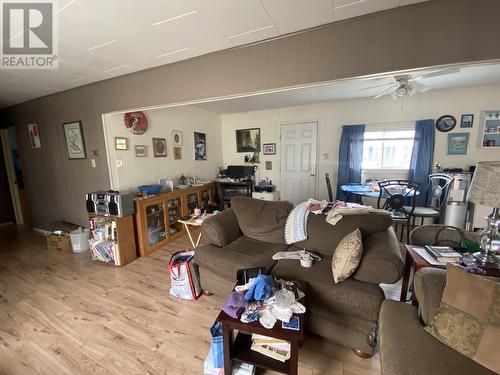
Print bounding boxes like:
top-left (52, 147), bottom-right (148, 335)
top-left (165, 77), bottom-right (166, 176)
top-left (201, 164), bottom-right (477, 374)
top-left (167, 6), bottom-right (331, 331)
top-left (85, 191), bottom-right (135, 217)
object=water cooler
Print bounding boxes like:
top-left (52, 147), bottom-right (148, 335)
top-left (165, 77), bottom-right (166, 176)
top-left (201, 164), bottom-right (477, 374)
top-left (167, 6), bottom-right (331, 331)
top-left (442, 172), bottom-right (472, 229)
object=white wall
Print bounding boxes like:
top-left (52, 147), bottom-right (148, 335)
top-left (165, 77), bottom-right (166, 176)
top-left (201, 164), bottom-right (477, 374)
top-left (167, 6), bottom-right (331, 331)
top-left (105, 106), bottom-right (222, 191)
top-left (221, 84), bottom-right (500, 201)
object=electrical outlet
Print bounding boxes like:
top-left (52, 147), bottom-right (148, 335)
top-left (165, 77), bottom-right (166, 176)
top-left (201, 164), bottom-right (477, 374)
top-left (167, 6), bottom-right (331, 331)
top-left (116, 159), bottom-right (123, 168)
top-left (90, 158), bottom-right (96, 168)
top-left (321, 153), bottom-right (329, 160)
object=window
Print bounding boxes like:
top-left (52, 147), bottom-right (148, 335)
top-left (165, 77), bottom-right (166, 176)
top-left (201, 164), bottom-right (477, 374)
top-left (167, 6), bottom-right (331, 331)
top-left (362, 130), bottom-right (415, 169)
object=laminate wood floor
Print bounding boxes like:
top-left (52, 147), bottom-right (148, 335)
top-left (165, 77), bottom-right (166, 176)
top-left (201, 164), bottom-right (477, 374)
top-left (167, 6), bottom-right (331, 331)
top-left (0, 225), bottom-right (382, 375)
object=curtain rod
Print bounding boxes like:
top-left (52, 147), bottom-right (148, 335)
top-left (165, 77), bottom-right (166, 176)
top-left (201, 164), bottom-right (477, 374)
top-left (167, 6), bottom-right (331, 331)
top-left (364, 120), bottom-right (416, 126)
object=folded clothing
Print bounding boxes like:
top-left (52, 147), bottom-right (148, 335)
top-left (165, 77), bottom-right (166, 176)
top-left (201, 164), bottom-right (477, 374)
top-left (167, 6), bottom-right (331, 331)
top-left (326, 204), bottom-right (389, 226)
top-left (222, 291), bottom-right (247, 319)
top-left (245, 274), bottom-right (275, 302)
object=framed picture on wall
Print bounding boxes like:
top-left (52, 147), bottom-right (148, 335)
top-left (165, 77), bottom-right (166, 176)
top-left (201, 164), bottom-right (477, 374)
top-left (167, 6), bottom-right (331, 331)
top-left (63, 121), bottom-right (86, 159)
top-left (114, 137), bottom-right (128, 150)
top-left (236, 128), bottom-right (260, 152)
top-left (460, 114), bottom-right (474, 128)
top-left (263, 143), bottom-right (276, 155)
top-left (173, 146), bottom-right (182, 160)
top-left (446, 132), bottom-right (469, 155)
top-left (152, 138), bottom-right (167, 157)
top-left (135, 145), bottom-right (147, 157)
top-left (194, 132), bottom-right (206, 160)
top-left (28, 123), bottom-right (41, 149)
top-left (172, 130), bottom-right (183, 146)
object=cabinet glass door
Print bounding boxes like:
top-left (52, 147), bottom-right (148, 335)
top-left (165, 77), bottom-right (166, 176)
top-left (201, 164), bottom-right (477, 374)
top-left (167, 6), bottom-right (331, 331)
top-left (145, 203), bottom-right (166, 247)
top-left (187, 192), bottom-right (199, 214)
top-left (167, 197), bottom-right (182, 237)
top-left (200, 189), bottom-right (209, 211)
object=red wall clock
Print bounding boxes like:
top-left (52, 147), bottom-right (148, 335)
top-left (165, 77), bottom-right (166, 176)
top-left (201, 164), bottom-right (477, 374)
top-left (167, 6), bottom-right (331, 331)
top-left (124, 111), bottom-right (148, 135)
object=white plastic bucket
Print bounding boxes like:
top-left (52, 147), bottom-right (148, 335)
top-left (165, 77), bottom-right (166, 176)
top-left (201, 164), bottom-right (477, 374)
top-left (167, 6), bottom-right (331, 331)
top-left (70, 228), bottom-right (89, 253)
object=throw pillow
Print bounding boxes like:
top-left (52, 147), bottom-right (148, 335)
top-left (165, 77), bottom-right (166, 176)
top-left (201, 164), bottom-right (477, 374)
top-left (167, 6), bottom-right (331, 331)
top-left (425, 264), bottom-right (500, 373)
top-left (331, 229), bottom-right (363, 283)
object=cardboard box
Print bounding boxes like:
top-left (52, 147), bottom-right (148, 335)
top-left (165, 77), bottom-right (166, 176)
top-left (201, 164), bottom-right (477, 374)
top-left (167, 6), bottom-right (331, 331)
top-left (46, 234), bottom-right (72, 252)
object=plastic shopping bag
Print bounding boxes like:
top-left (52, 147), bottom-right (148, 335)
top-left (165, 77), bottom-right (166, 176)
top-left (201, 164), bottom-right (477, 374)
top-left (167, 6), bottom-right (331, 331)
top-left (168, 250), bottom-right (201, 300)
top-left (210, 320), bottom-right (224, 369)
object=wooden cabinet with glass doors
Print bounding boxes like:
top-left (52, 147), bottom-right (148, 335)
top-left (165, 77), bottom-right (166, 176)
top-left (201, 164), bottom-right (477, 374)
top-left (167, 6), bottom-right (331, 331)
top-left (135, 183), bottom-right (214, 256)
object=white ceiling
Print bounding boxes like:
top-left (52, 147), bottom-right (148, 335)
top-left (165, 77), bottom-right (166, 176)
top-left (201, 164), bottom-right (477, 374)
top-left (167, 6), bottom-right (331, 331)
top-left (0, 0), bottom-right (428, 108)
top-left (195, 64), bottom-right (500, 113)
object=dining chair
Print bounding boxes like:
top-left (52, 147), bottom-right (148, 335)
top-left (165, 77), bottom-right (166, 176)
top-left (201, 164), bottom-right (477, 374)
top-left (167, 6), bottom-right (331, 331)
top-left (405, 173), bottom-right (454, 228)
top-left (325, 173), bottom-right (334, 202)
top-left (377, 179), bottom-right (420, 243)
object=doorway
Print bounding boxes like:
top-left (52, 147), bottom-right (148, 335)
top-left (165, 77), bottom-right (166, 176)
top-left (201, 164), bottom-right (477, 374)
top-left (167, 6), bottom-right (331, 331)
top-left (0, 137), bottom-right (15, 225)
top-left (279, 122), bottom-right (318, 204)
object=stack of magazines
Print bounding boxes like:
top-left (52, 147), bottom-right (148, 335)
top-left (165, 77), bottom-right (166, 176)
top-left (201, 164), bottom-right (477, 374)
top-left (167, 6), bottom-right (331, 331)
top-left (250, 334), bottom-right (291, 362)
top-left (424, 245), bottom-right (462, 263)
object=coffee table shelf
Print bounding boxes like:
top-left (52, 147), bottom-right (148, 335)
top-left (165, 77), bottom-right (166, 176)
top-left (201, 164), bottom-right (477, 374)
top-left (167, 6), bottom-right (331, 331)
top-left (231, 332), bottom-right (290, 374)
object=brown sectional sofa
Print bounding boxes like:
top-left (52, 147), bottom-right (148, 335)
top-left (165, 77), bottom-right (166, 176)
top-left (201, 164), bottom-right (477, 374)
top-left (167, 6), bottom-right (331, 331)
top-left (380, 268), bottom-right (496, 375)
top-left (195, 197), bottom-right (404, 355)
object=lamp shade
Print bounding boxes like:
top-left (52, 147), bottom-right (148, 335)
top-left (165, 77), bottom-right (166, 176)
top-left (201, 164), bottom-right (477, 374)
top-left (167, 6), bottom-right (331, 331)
top-left (467, 161), bottom-right (500, 207)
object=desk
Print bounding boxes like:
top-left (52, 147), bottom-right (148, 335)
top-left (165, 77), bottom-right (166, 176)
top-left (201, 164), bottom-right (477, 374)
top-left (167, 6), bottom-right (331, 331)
top-left (178, 217), bottom-right (202, 249)
top-left (216, 180), bottom-right (253, 209)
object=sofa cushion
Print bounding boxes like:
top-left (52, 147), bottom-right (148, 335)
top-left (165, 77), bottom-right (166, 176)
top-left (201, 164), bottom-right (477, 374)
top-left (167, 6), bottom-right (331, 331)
top-left (380, 300), bottom-right (496, 375)
top-left (231, 197), bottom-right (293, 244)
top-left (271, 250), bottom-right (384, 321)
top-left (295, 212), bottom-right (393, 256)
top-left (195, 236), bottom-right (286, 282)
top-left (331, 229), bottom-right (363, 283)
top-left (425, 265), bottom-right (500, 374)
top-left (414, 267), bottom-right (447, 325)
top-left (201, 208), bottom-right (242, 247)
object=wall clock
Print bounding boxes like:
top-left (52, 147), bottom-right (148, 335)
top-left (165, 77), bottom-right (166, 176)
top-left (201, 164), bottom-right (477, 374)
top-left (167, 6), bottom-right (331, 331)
top-left (124, 111), bottom-right (148, 135)
top-left (435, 115), bottom-right (456, 132)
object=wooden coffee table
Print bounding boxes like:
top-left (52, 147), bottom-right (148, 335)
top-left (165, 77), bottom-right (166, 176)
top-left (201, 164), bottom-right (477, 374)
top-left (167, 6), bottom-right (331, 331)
top-left (216, 280), bottom-right (305, 375)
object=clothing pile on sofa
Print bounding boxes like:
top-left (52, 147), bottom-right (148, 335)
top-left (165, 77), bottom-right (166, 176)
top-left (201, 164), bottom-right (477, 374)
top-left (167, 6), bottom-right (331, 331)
top-left (222, 275), bottom-right (306, 329)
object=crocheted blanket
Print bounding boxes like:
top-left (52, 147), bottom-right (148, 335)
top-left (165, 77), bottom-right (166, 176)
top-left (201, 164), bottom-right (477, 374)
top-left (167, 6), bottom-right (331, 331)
top-left (284, 202), bottom-right (309, 245)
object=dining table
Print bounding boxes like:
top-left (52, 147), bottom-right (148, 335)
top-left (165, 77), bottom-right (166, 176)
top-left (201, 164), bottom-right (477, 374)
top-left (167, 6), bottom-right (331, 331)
top-left (341, 183), bottom-right (420, 203)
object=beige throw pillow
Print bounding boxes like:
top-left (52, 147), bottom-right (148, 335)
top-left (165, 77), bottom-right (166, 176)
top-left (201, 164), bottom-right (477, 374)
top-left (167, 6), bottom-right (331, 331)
top-left (331, 229), bottom-right (363, 283)
top-left (425, 265), bottom-right (500, 373)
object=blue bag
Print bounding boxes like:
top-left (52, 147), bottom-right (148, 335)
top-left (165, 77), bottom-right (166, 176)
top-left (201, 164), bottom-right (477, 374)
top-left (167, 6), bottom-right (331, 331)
top-left (210, 321), bottom-right (224, 369)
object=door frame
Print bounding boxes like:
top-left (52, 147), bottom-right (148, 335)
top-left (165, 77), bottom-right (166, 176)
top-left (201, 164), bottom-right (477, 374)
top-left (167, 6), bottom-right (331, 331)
top-left (279, 121), bottom-right (320, 202)
top-left (0, 128), bottom-right (23, 224)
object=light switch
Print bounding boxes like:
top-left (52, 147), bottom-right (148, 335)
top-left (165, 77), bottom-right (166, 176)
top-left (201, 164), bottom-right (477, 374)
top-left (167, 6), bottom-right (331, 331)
top-left (91, 158), bottom-right (96, 168)
top-left (116, 159), bottom-right (123, 168)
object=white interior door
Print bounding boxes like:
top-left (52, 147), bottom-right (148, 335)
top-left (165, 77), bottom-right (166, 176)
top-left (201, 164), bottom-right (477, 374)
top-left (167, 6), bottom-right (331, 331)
top-left (280, 122), bottom-right (317, 205)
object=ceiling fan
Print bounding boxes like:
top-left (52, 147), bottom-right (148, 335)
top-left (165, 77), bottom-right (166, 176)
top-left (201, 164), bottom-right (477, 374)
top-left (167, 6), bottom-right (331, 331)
top-left (361, 68), bottom-right (461, 99)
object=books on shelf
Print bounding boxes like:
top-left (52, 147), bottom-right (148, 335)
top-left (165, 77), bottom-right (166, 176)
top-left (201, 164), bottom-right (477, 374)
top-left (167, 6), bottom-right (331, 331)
top-left (250, 334), bottom-right (290, 362)
top-left (424, 245), bottom-right (462, 263)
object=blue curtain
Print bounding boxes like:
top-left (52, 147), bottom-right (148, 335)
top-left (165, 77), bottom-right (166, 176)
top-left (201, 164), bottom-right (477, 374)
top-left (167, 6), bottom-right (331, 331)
top-left (408, 119), bottom-right (435, 206)
top-left (336, 124), bottom-right (365, 202)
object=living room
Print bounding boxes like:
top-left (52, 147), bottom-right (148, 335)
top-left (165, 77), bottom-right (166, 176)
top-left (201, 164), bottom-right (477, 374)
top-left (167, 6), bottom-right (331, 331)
top-left (1, 1), bottom-right (500, 374)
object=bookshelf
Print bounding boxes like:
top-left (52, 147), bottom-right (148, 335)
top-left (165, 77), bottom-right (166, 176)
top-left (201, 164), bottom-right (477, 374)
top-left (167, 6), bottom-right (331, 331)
top-left (479, 110), bottom-right (500, 148)
top-left (88, 214), bottom-right (137, 266)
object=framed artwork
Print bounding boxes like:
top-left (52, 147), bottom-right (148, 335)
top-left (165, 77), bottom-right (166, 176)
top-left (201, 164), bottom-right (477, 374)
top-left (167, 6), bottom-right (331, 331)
top-left (152, 137), bottom-right (167, 157)
top-left (194, 132), bottom-right (207, 160)
top-left (135, 145), bottom-right (147, 157)
top-left (265, 161), bottom-right (272, 170)
top-left (236, 128), bottom-right (260, 152)
top-left (63, 121), bottom-right (86, 159)
top-left (124, 111), bottom-right (148, 135)
top-left (114, 137), bottom-right (128, 150)
top-left (460, 114), bottom-right (474, 128)
top-left (28, 123), bottom-right (41, 149)
top-left (263, 143), bottom-right (276, 155)
top-left (173, 146), bottom-right (182, 160)
top-left (435, 115), bottom-right (456, 132)
top-left (447, 132), bottom-right (469, 155)
top-left (172, 130), bottom-right (183, 146)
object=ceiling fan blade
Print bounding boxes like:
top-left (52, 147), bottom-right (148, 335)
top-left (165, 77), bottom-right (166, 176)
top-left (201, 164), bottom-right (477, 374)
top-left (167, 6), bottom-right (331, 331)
top-left (374, 84), bottom-right (398, 99)
top-left (411, 81), bottom-right (431, 92)
top-left (359, 80), bottom-right (395, 91)
top-left (413, 67), bottom-right (461, 80)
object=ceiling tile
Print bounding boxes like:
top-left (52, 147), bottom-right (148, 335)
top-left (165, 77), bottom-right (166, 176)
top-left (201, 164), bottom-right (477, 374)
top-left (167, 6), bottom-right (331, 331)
top-left (188, 0), bottom-right (274, 37)
top-left (227, 26), bottom-right (279, 47)
top-left (261, 0), bottom-right (334, 35)
top-left (333, 0), bottom-right (400, 22)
